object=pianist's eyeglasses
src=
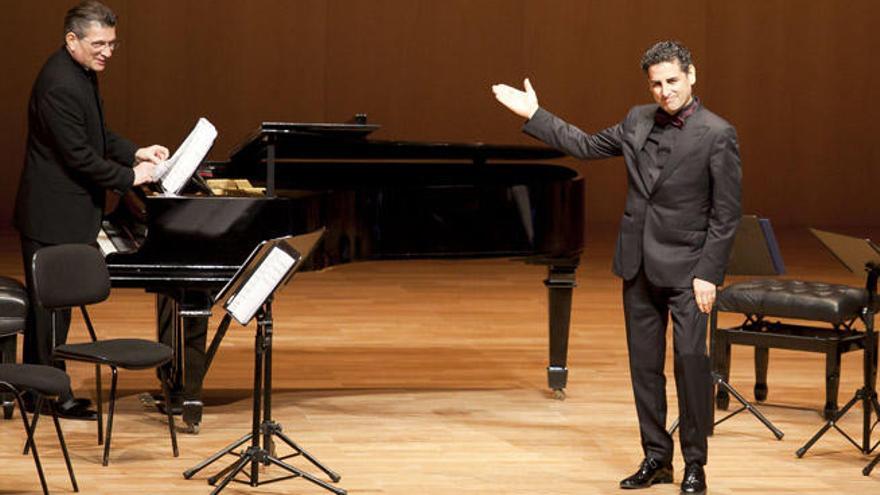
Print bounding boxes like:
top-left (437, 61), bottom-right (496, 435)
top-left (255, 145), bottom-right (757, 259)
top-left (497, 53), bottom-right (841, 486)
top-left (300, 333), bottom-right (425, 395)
top-left (81, 38), bottom-right (120, 52)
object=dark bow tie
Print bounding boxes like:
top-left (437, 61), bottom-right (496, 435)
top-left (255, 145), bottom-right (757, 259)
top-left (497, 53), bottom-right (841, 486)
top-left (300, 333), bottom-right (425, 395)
top-left (654, 110), bottom-right (684, 128)
top-left (654, 99), bottom-right (699, 128)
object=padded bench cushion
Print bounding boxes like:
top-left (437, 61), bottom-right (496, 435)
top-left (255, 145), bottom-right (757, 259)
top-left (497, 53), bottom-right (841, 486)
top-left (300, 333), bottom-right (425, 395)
top-left (0, 276), bottom-right (27, 336)
top-left (717, 279), bottom-right (866, 325)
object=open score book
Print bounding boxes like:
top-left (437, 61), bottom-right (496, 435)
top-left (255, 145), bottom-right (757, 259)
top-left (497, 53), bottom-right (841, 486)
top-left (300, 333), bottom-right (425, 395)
top-left (151, 117), bottom-right (218, 195)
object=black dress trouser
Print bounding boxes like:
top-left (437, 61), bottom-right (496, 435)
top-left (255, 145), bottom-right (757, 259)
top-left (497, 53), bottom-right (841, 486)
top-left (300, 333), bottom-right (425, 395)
top-left (623, 268), bottom-right (713, 466)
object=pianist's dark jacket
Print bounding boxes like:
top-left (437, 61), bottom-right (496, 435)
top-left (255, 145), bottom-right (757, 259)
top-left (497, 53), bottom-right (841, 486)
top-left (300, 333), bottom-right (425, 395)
top-left (15, 46), bottom-right (137, 245)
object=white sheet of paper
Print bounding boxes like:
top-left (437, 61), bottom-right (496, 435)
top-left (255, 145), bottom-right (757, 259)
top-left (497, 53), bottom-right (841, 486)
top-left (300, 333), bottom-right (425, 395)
top-left (226, 247), bottom-right (296, 324)
top-left (96, 229), bottom-right (117, 256)
top-left (155, 118), bottom-right (218, 195)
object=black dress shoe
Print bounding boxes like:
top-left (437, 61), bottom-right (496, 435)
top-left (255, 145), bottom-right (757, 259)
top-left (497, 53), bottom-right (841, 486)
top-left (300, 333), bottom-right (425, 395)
top-left (69, 397), bottom-right (93, 409)
top-left (620, 457), bottom-right (673, 489)
top-left (55, 398), bottom-right (97, 421)
top-left (680, 463), bottom-right (706, 494)
top-left (26, 393), bottom-right (91, 411)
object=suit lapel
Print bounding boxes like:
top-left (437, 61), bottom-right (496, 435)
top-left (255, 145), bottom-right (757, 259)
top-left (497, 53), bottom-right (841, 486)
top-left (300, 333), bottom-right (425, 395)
top-left (650, 108), bottom-right (709, 194)
top-left (633, 106), bottom-right (655, 151)
top-left (629, 106), bottom-right (656, 197)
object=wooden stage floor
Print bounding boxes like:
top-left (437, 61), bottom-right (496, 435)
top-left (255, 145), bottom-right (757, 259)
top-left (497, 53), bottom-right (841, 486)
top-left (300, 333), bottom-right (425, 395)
top-left (1, 226), bottom-right (879, 494)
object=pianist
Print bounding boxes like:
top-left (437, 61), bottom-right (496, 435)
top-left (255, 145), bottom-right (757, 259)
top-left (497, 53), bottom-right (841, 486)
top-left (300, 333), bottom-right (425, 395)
top-left (13, 1), bottom-right (168, 420)
top-left (493, 40), bottom-right (741, 495)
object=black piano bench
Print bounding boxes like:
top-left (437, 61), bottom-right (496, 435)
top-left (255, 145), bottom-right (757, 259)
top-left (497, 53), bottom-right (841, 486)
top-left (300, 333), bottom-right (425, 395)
top-left (0, 276), bottom-right (28, 420)
top-left (712, 279), bottom-right (873, 420)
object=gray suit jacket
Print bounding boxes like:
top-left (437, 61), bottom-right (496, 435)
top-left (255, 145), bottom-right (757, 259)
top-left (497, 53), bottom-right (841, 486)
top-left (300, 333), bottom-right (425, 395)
top-left (523, 103), bottom-right (741, 288)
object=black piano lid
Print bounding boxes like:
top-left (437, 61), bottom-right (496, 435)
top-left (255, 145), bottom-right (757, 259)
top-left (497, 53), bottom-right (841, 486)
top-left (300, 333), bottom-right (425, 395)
top-left (228, 121), bottom-right (566, 164)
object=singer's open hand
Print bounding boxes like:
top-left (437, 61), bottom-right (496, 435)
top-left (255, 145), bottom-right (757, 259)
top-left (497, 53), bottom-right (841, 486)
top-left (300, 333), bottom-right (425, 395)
top-left (491, 78), bottom-right (540, 119)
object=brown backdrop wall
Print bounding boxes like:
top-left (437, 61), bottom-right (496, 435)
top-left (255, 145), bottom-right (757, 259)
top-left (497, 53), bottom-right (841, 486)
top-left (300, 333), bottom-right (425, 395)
top-left (2, 0), bottom-right (877, 231)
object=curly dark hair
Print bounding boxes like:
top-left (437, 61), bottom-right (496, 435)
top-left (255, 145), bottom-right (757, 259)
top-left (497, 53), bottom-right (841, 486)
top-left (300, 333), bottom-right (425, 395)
top-left (640, 40), bottom-right (692, 73)
top-left (63, 1), bottom-right (117, 39)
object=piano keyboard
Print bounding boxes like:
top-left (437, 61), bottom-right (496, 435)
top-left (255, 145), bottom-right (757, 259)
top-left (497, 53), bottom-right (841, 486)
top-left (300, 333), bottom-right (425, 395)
top-left (98, 221), bottom-right (140, 256)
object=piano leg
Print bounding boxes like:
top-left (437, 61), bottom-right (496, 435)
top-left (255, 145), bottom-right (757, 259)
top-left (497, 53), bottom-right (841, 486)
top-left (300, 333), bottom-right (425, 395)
top-left (544, 259), bottom-right (579, 400)
top-left (156, 293), bottom-right (210, 433)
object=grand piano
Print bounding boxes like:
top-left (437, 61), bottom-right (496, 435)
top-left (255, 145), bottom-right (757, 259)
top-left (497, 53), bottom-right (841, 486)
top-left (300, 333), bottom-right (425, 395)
top-left (104, 120), bottom-right (584, 431)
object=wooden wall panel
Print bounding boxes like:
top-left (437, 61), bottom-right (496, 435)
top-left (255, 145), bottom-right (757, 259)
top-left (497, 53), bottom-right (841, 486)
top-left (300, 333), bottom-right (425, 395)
top-left (324, 0), bottom-right (527, 143)
top-left (2, 0), bottom-right (877, 232)
top-left (705, 0), bottom-right (880, 228)
top-left (120, 0), bottom-right (328, 157)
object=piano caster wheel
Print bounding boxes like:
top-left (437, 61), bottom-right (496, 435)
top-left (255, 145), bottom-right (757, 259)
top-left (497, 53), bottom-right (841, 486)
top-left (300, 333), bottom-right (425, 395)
top-left (2, 401), bottom-right (13, 420)
top-left (715, 391), bottom-right (730, 410)
top-left (182, 400), bottom-right (203, 433)
top-left (186, 422), bottom-right (200, 435)
top-left (552, 389), bottom-right (566, 401)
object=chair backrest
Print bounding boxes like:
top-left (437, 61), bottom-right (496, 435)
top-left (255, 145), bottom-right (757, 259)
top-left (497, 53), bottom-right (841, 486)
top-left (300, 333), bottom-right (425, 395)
top-left (32, 244), bottom-right (110, 310)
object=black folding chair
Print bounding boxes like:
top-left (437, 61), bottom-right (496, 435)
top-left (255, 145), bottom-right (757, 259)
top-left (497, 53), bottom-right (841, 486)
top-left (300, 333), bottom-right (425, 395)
top-left (0, 363), bottom-right (78, 494)
top-left (31, 244), bottom-right (178, 466)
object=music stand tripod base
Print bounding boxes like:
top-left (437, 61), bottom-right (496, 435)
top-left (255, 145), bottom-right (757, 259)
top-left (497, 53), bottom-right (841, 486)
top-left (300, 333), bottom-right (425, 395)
top-left (796, 231), bottom-right (880, 461)
top-left (183, 305), bottom-right (346, 495)
top-left (712, 371), bottom-right (784, 439)
top-left (183, 231), bottom-right (345, 495)
top-left (866, 451), bottom-right (880, 476)
top-left (668, 370), bottom-right (784, 440)
top-left (671, 299), bottom-right (784, 440)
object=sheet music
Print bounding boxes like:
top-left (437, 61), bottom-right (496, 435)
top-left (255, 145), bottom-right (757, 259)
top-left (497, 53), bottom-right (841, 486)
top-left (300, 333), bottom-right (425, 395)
top-left (226, 246), bottom-right (296, 325)
top-left (726, 215), bottom-right (783, 276)
top-left (152, 118), bottom-right (218, 195)
top-left (96, 228), bottom-right (117, 256)
top-left (758, 218), bottom-right (786, 275)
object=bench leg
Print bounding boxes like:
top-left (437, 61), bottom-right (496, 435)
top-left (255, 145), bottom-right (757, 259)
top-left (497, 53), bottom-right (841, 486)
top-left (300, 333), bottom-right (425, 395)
top-left (754, 346), bottom-right (769, 402)
top-left (824, 349), bottom-right (841, 420)
top-left (730, 338), bottom-right (865, 420)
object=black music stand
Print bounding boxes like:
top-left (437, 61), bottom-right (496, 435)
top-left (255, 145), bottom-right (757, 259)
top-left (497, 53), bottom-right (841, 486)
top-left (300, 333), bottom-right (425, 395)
top-left (795, 229), bottom-right (880, 466)
top-left (183, 229), bottom-right (346, 495)
top-left (669, 215), bottom-right (785, 439)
